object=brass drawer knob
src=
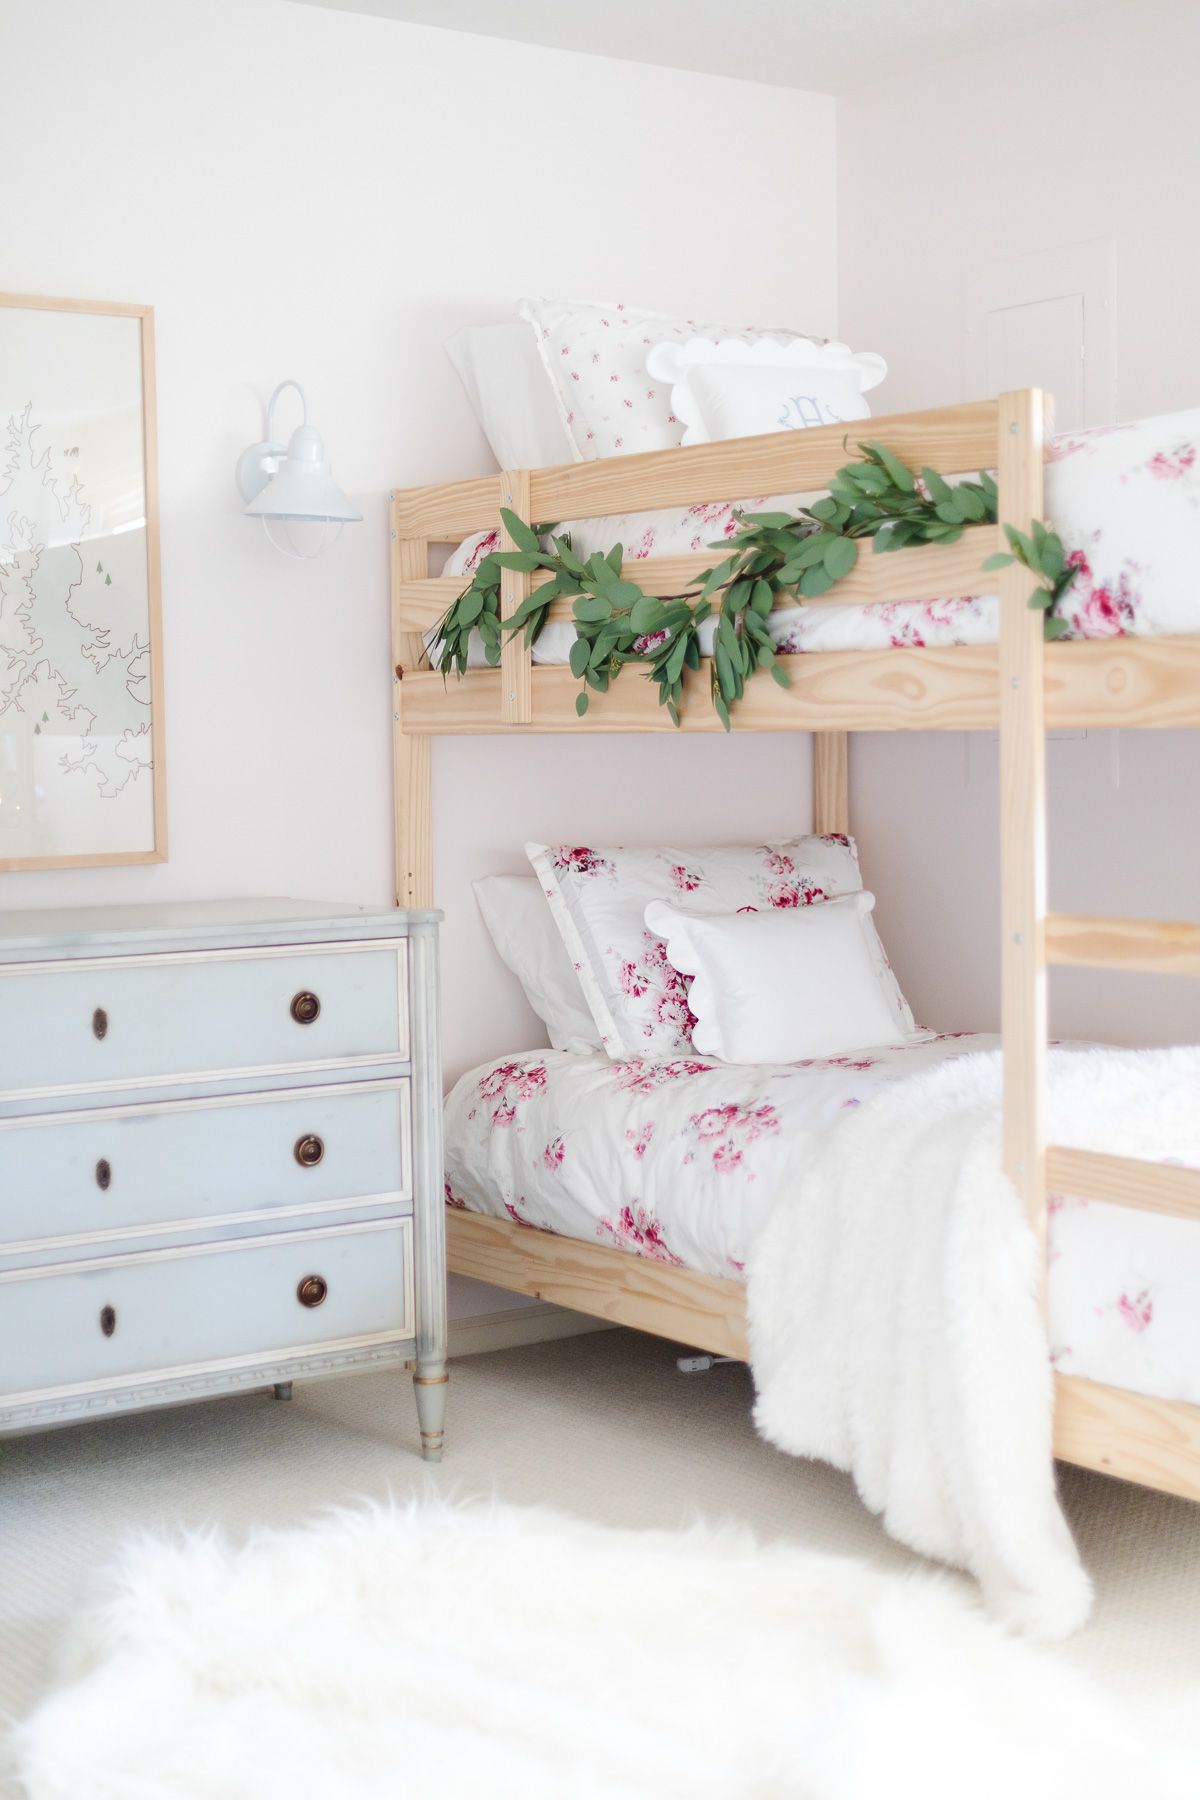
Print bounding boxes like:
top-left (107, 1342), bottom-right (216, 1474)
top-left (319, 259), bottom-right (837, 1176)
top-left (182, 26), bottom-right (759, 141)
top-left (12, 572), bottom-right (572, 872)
top-left (100, 1305), bottom-right (117, 1337)
top-left (95, 1158), bottom-right (112, 1191)
top-left (290, 990), bottom-right (321, 1025)
top-left (92, 1007), bottom-right (108, 1041)
top-left (294, 1133), bottom-right (325, 1168)
top-left (297, 1274), bottom-right (328, 1309)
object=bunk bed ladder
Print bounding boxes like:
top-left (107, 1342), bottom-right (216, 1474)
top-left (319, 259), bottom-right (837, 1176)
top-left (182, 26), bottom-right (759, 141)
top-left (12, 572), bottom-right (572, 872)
top-left (999, 390), bottom-right (1200, 1495)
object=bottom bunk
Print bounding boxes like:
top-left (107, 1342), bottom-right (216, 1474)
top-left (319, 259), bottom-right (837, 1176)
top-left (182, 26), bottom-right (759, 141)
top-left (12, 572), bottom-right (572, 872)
top-left (445, 1040), bottom-right (1200, 1503)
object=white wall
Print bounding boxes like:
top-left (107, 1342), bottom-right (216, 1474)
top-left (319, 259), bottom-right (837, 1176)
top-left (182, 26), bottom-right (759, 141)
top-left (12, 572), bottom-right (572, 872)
top-left (838, 0), bottom-right (1200, 1046)
top-left (1, 0), bottom-right (836, 1317)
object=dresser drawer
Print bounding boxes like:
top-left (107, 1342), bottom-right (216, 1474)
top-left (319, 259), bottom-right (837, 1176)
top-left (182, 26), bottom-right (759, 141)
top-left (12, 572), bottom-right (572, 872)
top-left (0, 943), bottom-right (407, 1098)
top-left (0, 1220), bottom-right (412, 1399)
top-left (0, 1082), bottom-right (410, 1256)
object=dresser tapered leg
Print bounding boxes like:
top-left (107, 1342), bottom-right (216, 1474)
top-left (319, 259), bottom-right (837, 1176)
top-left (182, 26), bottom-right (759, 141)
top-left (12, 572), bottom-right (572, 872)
top-left (414, 1360), bottom-right (447, 1462)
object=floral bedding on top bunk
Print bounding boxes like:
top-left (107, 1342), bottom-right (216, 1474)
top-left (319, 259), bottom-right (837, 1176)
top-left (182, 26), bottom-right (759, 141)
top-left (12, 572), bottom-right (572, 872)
top-left (441, 407), bottom-right (1200, 659)
top-left (444, 1034), bottom-right (1200, 1411)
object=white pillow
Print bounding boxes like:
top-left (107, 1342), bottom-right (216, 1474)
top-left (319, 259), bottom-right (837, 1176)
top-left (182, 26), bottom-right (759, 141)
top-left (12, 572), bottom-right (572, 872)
top-left (518, 297), bottom-right (823, 462)
top-left (646, 337), bottom-right (888, 448)
top-left (473, 875), bottom-right (601, 1054)
top-left (644, 893), bottom-right (914, 1064)
top-left (444, 321), bottom-right (576, 471)
top-left (526, 837), bottom-right (913, 1061)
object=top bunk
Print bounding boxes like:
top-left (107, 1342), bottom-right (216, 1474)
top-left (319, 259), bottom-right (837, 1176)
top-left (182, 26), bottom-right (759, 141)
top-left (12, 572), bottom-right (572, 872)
top-left (389, 391), bottom-right (1200, 734)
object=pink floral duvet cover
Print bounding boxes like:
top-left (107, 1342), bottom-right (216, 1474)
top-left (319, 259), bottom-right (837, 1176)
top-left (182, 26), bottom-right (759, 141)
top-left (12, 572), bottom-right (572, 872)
top-left (444, 1034), bottom-right (1200, 1407)
top-left (440, 406), bottom-right (1200, 659)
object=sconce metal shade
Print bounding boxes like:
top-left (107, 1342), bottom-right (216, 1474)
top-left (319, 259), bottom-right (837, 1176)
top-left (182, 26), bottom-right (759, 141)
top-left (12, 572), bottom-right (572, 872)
top-left (243, 422), bottom-right (362, 523)
top-left (236, 381), bottom-right (362, 536)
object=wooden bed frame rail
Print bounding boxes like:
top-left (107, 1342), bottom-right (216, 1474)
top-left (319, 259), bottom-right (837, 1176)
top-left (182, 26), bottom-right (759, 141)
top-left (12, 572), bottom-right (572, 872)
top-left (391, 389), bottom-right (1200, 1502)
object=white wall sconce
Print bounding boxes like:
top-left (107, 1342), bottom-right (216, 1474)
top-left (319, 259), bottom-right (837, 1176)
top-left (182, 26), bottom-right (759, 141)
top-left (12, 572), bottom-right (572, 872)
top-left (236, 380), bottom-right (362, 559)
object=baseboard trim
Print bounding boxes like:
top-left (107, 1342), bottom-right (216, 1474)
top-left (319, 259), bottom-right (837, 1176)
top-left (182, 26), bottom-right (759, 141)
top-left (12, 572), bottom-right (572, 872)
top-left (448, 1304), bottom-right (614, 1360)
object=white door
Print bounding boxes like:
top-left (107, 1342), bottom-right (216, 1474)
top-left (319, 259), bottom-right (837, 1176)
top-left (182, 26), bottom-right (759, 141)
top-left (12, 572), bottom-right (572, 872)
top-left (965, 239), bottom-right (1116, 430)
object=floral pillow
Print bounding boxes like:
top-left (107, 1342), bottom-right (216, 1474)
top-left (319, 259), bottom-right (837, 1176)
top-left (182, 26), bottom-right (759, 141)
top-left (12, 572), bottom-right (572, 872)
top-left (526, 837), bottom-right (915, 1061)
top-left (518, 298), bottom-right (822, 462)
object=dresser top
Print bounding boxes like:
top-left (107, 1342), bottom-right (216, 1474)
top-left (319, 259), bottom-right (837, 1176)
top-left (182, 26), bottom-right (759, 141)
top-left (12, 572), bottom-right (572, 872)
top-left (0, 898), bottom-right (440, 962)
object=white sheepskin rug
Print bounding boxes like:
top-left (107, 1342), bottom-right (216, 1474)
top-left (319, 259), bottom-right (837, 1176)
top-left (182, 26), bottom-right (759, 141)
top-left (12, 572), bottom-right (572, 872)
top-left (12, 1499), bottom-right (1193, 1800)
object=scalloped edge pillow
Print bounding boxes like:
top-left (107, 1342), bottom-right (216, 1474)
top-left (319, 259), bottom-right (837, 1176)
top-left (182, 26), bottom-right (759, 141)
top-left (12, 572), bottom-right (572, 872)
top-left (647, 337), bottom-right (887, 448)
top-left (518, 298), bottom-right (826, 462)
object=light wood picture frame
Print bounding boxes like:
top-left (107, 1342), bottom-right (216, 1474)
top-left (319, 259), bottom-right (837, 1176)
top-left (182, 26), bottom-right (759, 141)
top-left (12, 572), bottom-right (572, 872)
top-left (0, 293), bottom-right (166, 871)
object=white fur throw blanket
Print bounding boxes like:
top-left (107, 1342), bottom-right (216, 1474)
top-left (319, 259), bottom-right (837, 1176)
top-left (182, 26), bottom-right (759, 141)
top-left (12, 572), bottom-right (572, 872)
top-left (747, 1046), bottom-right (1200, 1639)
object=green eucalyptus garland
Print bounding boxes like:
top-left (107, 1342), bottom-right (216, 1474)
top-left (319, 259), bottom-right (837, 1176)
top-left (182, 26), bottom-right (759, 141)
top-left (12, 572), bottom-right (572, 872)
top-left (427, 441), bottom-right (1078, 727)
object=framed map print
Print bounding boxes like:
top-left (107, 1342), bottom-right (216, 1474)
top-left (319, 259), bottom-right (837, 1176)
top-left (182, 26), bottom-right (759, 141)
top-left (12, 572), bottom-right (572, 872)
top-left (0, 294), bottom-right (166, 870)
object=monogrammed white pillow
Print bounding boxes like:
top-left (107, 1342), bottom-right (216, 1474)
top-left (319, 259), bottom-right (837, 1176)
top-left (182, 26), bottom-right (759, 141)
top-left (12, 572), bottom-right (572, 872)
top-left (647, 337), bottom-right (887, 448)
top-left (644, 893), bottom-right (913, 1064)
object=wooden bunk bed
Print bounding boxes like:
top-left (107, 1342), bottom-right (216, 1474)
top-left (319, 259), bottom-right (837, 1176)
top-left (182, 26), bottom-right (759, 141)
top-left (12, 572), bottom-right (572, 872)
top-left (389, 390), bottom-right (1200, 1502)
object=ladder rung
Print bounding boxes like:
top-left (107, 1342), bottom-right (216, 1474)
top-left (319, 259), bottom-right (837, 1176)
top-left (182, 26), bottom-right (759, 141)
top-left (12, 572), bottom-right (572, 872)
top-left (1046, 913), bottom-right (1200, 975)
top-left (1047, 1147), bottom-right (1200, 1220)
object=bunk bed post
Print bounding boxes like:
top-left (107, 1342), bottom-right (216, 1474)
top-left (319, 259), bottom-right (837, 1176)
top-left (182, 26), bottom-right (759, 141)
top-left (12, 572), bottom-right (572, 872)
top-left (390, 498), bottom-right (434, 908)
top-left (813, 732), bottom-right (850, 835)
top-left (499, 468), bottom-right (534, 726)
top-left (996, 389), bottom-right (1050, 1271)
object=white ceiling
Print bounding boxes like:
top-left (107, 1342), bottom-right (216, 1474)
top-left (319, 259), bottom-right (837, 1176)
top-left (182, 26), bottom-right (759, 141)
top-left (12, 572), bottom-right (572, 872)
top-left (294, 0), bottom-right (1117, 93)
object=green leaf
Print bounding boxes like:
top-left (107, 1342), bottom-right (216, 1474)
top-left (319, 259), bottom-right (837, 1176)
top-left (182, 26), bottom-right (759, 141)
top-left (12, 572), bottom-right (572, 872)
top-left (808, 497), bottom-right (842, 524)
top-left (740, 511), bottom-right (793, 528)
top-left (770, 662), bottom-right (792, 689)
top-left (629, 595), bottom-right (664, 636)
top-left (872, 521), bottom-right (916, 553)
top-left (800, 565), bottom-right (835, 599)
top-left (569, 636), bottom-right (591, 677)
top-left (822, 536), bottom-right (858, 581)
top-left (575, 690), bottom-right (590, 716)
top-left (1003, 524), bottom-right (1037, 566)
top-left (862, 441), bottom-right (915, 493)
top-left (1039, 532), bottom-right (1065, 582)
top-left (713, 692), bottom-right (731, 732)
top-left (552, 535), bottom-right (584, 575)
top-left (499, 507), bottom-right (540, 554)
top-left (574, 595), bottom-right (614, 624)
top-left (954, 483), bottom-right (988, 522)
top-left (920, 467), bottom-right (954, 505)
top-left (587, 553), bottom-right (617, 592)
top-left (1044, 615), bottom-right (1070, 640)
top-left (504, 590), bottom-right (547, 628)
top-left (494, 550), bottom-right (544, 572)
top-left (1027, 589), bottom-right (1055, 610)
top-left (981, 552), bottom-right (1015, 571)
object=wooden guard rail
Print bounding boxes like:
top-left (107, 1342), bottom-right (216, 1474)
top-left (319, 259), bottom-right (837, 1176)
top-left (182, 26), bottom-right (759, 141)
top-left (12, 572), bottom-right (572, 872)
top-left (1047, 913), bottom-right (1200, 976)
top-left (1047, 1148), bottom-right (1200, 1221)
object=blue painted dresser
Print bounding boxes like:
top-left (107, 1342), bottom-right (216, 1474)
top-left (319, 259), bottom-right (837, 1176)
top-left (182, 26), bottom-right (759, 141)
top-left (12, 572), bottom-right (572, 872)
top-left (0, 900), bottom-right (447, 1459)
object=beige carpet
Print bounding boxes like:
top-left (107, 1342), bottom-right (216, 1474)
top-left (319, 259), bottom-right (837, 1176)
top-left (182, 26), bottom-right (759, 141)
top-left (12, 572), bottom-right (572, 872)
top-left (2, 1327), bottom-right (1198, 1783)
